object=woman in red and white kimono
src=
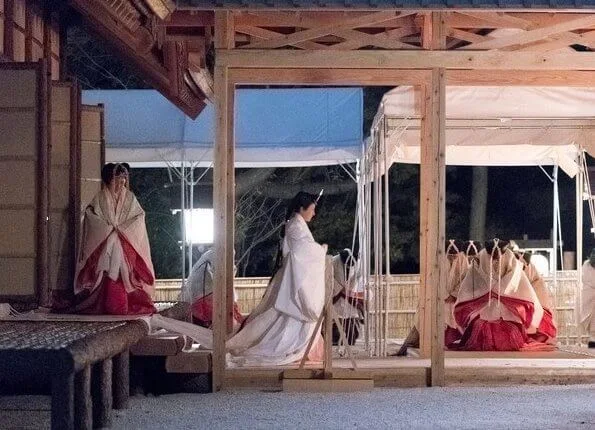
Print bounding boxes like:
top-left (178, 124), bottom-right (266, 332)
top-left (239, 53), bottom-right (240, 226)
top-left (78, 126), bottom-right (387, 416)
top-left (453, 240), bottom-right (551, 351)
top-left (444, 240), bottom-right (473, 347)
top-left (519, 252), bottom-right (557, 344)
top-left (72, 163), bottom-right (156, 315)
top-left (177, 248), bottom-right (245, 329)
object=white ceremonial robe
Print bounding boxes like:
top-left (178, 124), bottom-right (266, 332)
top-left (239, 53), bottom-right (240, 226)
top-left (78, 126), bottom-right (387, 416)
top-left (226, 214), bottom-right (326, 366)
top-left (331, 254), bottom-right (361, 320)
top-left (179, 250), bottom-right (215, 303)
top-left (581, 261), bottom-right (595, 339)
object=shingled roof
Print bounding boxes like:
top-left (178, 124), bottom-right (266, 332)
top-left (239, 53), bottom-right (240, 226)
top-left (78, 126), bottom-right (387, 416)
top-left (176, 0), bottom-right (595, 10)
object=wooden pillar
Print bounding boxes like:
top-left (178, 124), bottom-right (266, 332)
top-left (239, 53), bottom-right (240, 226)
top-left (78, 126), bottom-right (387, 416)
top-left (4, 0), bottom-right (14, 60)
top-left (74, 366), bottom-right (92, 430)
top-left (419, 12), bottom-right (446, 386)
top-left (51, 372), bottom-right (74, 430)
top-left (92, 359), bottom-right (113, 428)
top-left (112, 350), bottom-right (130, 410)
top-left (212, 10), bottom-right (234, 392)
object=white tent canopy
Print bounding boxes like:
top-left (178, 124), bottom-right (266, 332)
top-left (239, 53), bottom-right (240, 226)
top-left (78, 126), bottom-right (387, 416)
top-left (83, 88), bottom-right (363, 168)
top-left (373, 86), bottom-right (595, 177)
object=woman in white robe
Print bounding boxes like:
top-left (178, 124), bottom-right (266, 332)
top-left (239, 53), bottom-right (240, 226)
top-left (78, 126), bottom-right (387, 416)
top-left (581, 250), bottom-right (595, 348)
top-left (71, 163), bottom-right (155, 315)
top-left (227, 192), bottom-right (327, 366)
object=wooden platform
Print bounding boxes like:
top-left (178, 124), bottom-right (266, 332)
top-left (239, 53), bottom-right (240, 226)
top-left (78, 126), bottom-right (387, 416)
top-left (225, 349), bottom-right (595, 389)
top-left (129, 332), bottom-right (595, 390)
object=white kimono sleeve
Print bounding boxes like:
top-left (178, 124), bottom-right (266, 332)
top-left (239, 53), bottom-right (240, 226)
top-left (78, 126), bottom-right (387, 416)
top-left (273, 216), bottom-right (326, 322)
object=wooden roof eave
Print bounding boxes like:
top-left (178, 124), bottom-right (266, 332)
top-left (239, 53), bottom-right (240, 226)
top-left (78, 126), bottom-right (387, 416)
top-left (69, 0), bottom-right (207, 119)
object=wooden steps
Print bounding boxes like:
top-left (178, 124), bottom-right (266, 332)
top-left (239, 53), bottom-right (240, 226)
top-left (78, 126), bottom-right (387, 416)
top-left (130, 332), bottom-right (213, 393)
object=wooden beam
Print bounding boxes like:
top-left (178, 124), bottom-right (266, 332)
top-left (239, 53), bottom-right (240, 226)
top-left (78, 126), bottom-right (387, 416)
top-left (241, 11), bottom-right (403, 49)
top-left (215, 10), bottom-right (234, 50)
top-left (227, 67), bottom-right (595, 87)
top-left (228, 68), bottom-right (431, 86)
top-left (512, 30), bottom-right (595, 52)
top-left (217, 49), bottom-right (595, 70)
top-left (448, 28), bottom-right (491, 44)
top-left (233, 10), bottom-right (417, 28)
top-left (447, 69), bottom-right (595, 86)
top-left (464, 14), bottom-right (595, 51)
top-left (212, 10), bottom-right (234, 393)
top-left (419, 11), bottom-right (446, 387)
top-left (212, 64), bottom-right (228, 393)
top-left (328, 27), bottom-right (419, 50)
top-left (164, 10), bottom-right (214, 27)
top-left (235, 25), bottom-right (328, 50)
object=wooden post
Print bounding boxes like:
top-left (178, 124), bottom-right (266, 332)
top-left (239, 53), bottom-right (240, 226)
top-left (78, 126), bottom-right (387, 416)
top-left (212, 10), bottom-right (234, 392)
top-left (419, 12), bottom-right (446, 386)
top-left (92, 359), bottom-right (113, 428)
top-left (51, 372), bottom-right (74, 430)
top-left (37, 59), bottom-right (50, 307)
top-left (112, 350), bottom-right (130, 410)
top-left (74, 366), bottom-right (92, 430)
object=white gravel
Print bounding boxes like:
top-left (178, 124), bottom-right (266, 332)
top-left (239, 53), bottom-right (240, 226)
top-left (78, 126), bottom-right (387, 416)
top-left (1, 384), bottom-right (594, 430)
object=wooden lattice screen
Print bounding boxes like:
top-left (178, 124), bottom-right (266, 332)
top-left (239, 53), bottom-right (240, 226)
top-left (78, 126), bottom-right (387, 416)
top-left (78, 104), bottom-right (105, 260)
top-left (0, 62), bottom-right (47, 305)
top-left (48, 81), bottom-right (79, 306)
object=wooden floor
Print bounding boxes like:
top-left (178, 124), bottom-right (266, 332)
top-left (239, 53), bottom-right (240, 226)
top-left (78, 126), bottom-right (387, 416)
top-left (225, 348), bottom-right (595, 389)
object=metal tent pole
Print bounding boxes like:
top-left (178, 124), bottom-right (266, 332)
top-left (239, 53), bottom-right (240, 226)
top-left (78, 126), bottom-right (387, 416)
top-left (188, 165), bottom-right (195, 274)
top-left (552, 165), bottom-right (559, 329)
top-left (576, 155), bottom-right (584, 345)
top-left (365, 140), bottom-right (372, 355)
top-left (180, 157), bottom-right (186, 287)
top-left (372, 135), bottom-right (379, 356)
top-left (382, 118), bottom-right (391, 357)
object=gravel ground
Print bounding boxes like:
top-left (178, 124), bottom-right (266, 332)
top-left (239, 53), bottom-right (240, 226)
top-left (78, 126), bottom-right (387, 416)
top-left (0, 384), bottom-right (594, 430)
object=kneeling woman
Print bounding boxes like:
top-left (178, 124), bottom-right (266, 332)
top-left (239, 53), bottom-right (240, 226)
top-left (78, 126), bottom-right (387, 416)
top-left (227, 192), bottom-right (327, 366)
top-left (72, 163), bottom-right (156, 315)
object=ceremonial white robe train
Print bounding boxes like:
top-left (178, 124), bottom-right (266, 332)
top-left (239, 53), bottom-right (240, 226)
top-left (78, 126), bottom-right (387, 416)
top-left (226, 213), bottom-right (326, 366)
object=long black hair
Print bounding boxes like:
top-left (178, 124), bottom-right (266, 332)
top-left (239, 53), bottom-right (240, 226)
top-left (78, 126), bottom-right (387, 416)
top-left (101, 162), bottom-right (130, 187)
top-left (272, 191), bottom-right (319, 272)
top-left (284, 191), bottom-right (318, 222)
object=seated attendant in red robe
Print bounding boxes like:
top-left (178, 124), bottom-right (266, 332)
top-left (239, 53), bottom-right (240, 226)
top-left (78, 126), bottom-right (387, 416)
top-left (178, 248), bottom-right (245, 329)
top-left (72, 163), bottom-right (156, 315)
top-left (453, 240), bottom-right (552, 351)
top-left (518, 252), bottom-right (557, 345)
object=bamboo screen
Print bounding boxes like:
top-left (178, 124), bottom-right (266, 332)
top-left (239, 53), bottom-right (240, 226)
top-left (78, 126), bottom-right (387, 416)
top-left (0, 65), bottom-right (44, 303)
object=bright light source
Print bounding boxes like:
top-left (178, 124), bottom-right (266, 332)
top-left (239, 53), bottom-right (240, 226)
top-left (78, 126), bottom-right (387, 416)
top-left (531, 254), bottom-right (550, 277)
top-left (183, 208), bottom-right (214, 244)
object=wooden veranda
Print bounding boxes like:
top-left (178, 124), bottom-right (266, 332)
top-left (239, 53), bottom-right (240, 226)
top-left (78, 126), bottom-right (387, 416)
top-left (203, 7), bottom-right (595, 391)
top-left (2, 1), bottom-right (595, 393)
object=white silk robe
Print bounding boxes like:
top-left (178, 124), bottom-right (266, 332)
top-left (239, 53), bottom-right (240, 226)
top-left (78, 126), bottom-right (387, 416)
top-left (226, 214), bottom-right (326, 366)
top-left (581, 261), bottom-right (595, 339)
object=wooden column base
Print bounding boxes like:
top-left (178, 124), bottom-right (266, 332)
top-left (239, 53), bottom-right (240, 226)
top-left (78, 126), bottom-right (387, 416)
top-left (74, 366), bottom-right (92, 430)
top-left (51, 371), bottom-right (74, 430)
top-left (92, 359), bottom-right (113, 428)
top-left (112, 350), bottom-right (130, 410)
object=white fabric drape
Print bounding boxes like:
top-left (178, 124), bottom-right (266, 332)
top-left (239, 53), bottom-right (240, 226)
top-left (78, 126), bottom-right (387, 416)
top-left (226, 214), bottom-right (326, 366)
top-left (581, 261), bottom-right (595, 338)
